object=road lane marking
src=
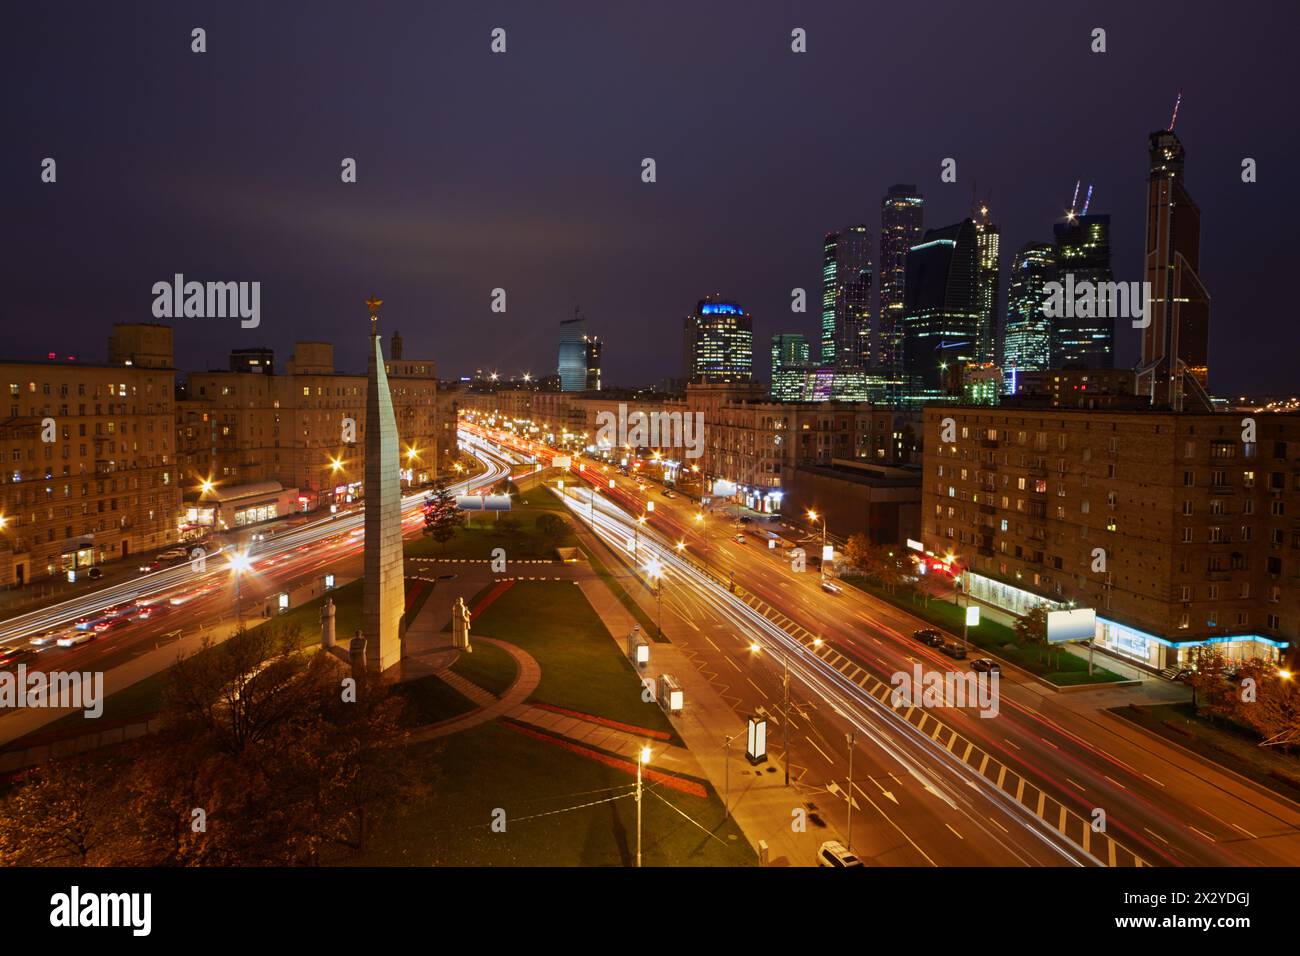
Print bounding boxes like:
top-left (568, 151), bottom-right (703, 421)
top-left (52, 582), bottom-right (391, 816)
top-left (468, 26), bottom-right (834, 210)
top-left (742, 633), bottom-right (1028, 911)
top-left (746, 678), bottom-right (768, 699)
top-left (1066, 778), bottom-right (1086, 792)
top-left (1143, 827), bottom-right (1170, 845)
top-left (1142, 773), bottom-right (1166, 788)
top-left (1230, 822), bottom-right (1257, 838)
top-left (806, 736), bottom-right (835, 765)
top-left (945, 824), bottom-right (964, 840)
top-left (1189, 825), bottom-right (1217, 843)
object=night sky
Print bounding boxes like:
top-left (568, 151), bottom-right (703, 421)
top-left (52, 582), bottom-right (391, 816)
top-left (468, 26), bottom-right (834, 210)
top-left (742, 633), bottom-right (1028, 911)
top-left (6, 1), bottom-right (1297, 395)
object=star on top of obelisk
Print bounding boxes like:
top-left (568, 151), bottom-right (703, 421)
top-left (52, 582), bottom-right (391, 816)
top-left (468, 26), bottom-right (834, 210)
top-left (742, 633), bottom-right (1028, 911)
top-left (365, 295), bottom-right (383, 337)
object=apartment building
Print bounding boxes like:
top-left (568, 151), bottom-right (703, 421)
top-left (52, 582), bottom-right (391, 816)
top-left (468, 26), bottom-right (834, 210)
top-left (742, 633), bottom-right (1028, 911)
top-left (921, 405), bottom-right (1298, 669)
top-left (0, 324), bottom-right (180, 585)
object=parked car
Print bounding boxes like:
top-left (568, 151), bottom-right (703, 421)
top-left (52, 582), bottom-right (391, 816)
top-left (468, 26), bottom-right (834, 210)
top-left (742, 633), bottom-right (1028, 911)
top-left (817, 840), bottom-right (864, 868)
top-left (739, 516), bottom-right (752, 524)
top-left (970, 658), bottom-right (1000, 673)
top-left (912, 628), bottom-right (944, 647)
top-left (941, 642), bottom-right (968, 660)
top-left (138, 558), bottom-right (166, 573)
top-left (87, 567), bottom-right (102, 580)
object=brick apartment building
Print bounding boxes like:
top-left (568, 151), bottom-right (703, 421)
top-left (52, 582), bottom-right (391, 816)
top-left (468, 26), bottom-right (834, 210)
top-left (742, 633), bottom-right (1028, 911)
top-left (180, 335), bottom-right (439, 515)
top-left (921, 405), bottom-right (1298, 670)
top-left (0, 324), bottom-right (181, 586)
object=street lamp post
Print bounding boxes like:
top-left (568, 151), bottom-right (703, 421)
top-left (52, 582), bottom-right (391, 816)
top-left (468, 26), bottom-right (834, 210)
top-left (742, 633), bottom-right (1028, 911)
top-left (808, 510), bottom-right (828, 581)
top-left (845, 729), bottom-right (856, 850)
top-left (636, 745), bottom-right (651, 867)
top-left (634, 514), bottom-right (646, 561)
top-left (723, 734), bottom-right (734, 816)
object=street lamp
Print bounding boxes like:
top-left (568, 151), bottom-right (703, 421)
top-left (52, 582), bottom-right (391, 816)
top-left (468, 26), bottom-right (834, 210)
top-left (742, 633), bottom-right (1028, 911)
top-left (636, 745), bottom-right (652, 867)
top-left (845, 729), bottom-right (856, 851)
top-left (694, 511), bottom-right (710, 568)
top-left (228, 549), bottom-right (253, 625)
top-left (807, 509), bottom-right (827, 581)
top-left (634, 514), bottom-right (646, 560)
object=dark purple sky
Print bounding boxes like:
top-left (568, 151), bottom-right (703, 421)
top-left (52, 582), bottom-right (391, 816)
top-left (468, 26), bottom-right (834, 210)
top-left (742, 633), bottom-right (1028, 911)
top-left (6, 1), bottom-right (1297, 395)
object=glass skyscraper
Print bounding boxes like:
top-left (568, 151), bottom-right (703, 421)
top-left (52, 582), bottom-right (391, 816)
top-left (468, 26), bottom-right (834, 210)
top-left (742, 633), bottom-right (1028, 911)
top-left (821, 226), bottom-right (873, 368)
top-left (1139, 128), bottom-right (1211, 411)
top-left (557, 313), bottom-right (588, 392)
top-left (974, 211), bottom-right (1000, 365)
top-left (770, 332), bottom-right (812, 401)
top-left (901, 218), bottom-right (981, 401)
top-left (878, 185), bottom-right (925, 380)
top-left (1051, 214), bottom-right (1115, 369)
top-left (1002, 242), bottom-right (1056, 384)
top-left (683, 296), bottom-right (754, 383)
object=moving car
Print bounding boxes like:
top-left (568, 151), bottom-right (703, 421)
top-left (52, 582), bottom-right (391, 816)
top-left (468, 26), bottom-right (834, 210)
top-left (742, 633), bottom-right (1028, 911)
top-left (817, 840), bottom-right (864, 868)
top-left (820, 579), bottom-right (842, 594)
top-left (912, 628), bottom-right (944, 647)
top-left (0, 645), bottom-right (33, 667)
top-left (940, 642), bottom-right (967, 660)
top-left (30, 628), bottom-right (73, 647)
top-left (57, 630), bottom-right (95, 647)
top-left (734, 533), bottom-right (746, 544)
top-left (970, 658), bottom-right (1000, 673)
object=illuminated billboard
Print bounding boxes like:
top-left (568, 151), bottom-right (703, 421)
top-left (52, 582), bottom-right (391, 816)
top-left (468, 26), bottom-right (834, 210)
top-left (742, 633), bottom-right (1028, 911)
top-left (1047, 607), bottom-right (1096, 644)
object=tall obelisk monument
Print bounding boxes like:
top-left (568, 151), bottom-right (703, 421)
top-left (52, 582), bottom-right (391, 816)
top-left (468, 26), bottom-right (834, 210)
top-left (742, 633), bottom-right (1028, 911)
top-left (362, 296), bottom-right (406, 670)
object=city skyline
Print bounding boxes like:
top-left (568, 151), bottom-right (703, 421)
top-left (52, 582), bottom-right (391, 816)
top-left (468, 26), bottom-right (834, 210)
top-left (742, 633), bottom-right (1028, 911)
top-left (6, 3), bottom-right (1295, 395)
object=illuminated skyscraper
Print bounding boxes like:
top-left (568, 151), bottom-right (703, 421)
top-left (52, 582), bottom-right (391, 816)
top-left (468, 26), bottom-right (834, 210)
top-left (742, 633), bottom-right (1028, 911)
top-left (1139, 128), bottom-right (1212, 410)
top-left (683, 295), bottom-right (753, 383)
top-left (821, 226), bottom-right (873, 367)
top-left (558, 311), bottom-right (588, 392)
top-left (1052, 214), bottom-right (1115, 369)
top-left (974, 210), bottom-right (1001, 364)
top-left (878, 185), bottom-right (925, 378)
top-left (770, 332), bottom-right (812, 401)
top-left (584, 335), bottom-right (602, 391)
top-left (1002, 242), bottom-right (1056, 382)
top-left (901, 218), bottom-right (981, 401)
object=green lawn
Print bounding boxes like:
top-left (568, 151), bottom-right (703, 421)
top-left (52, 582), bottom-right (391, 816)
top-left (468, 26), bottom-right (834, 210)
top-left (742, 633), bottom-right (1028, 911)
top-left (470, 580), bottom-right (678, 739)
top-left (393, 674), bottom-right (479, 725)
top-left (450, 639), bottom-right (518, 698)
top-left (843, 578), bottom-right (1123, 685)
top-left (1112, 701), bottom-right (1300, 803)
top-left (338, 722), bottom-right (754, 866)
top-left (405, 501), bottom-right (575, 560)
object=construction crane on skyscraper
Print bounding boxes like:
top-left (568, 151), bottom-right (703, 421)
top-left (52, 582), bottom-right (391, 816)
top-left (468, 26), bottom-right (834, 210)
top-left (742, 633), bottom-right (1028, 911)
top-left (1168, 90), bottom-right (1182, 131)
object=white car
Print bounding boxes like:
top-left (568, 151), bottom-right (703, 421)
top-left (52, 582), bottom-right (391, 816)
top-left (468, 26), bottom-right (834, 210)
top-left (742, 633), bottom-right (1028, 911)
top-left (56, 631), bottom-right (95, 648)
top-left (817, 840), bottom-right (864, 868)
top-left (30, 629), bottom-right (72, 647)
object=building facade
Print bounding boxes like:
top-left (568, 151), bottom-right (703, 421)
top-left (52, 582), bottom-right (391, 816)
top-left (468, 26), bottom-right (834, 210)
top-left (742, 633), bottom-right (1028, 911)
top-left (1002, 242), bottom-right (1057, 381)
top-left (902, 218), bottom-right (982, 402)
top-left (821, 226), bottom-right (873, 367)
top-left (0, 324), bottom-right (180, 586)
top-left (183, 337), bottom-right (438, 511)
top-left (1051, 213), bottom-right (1115, 369)
top-left (1140, 128), bottom-right (1212, 411)
top-left (683, 296), bottom-right (754, 384)
top-left (921, 406), bottom-right (1297, 670)
top-left (878, 185), bottom-right (925, 378)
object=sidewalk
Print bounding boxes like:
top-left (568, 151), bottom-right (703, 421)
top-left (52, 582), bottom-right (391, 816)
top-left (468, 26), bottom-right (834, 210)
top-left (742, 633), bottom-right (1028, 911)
top-left (575, 572), bottom-right (826, 866)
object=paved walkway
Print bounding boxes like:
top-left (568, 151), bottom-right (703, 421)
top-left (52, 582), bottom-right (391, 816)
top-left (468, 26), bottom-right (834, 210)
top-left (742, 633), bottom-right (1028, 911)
top-left (408, 637), bottom-right (540, 741)
top-left (570, 541), bottom-right (827, 866)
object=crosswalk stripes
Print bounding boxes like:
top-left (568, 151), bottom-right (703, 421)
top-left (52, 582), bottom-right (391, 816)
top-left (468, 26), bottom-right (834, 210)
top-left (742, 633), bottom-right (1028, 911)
top-left (739, 586), bottom-right (1148, 867)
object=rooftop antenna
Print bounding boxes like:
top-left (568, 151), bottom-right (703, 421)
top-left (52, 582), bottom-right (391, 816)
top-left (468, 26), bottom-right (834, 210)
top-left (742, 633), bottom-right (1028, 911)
top-left (1081, 183), bottom-right (1094, 217)
top-left (1168, 90), bottom-right (1182, 131)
